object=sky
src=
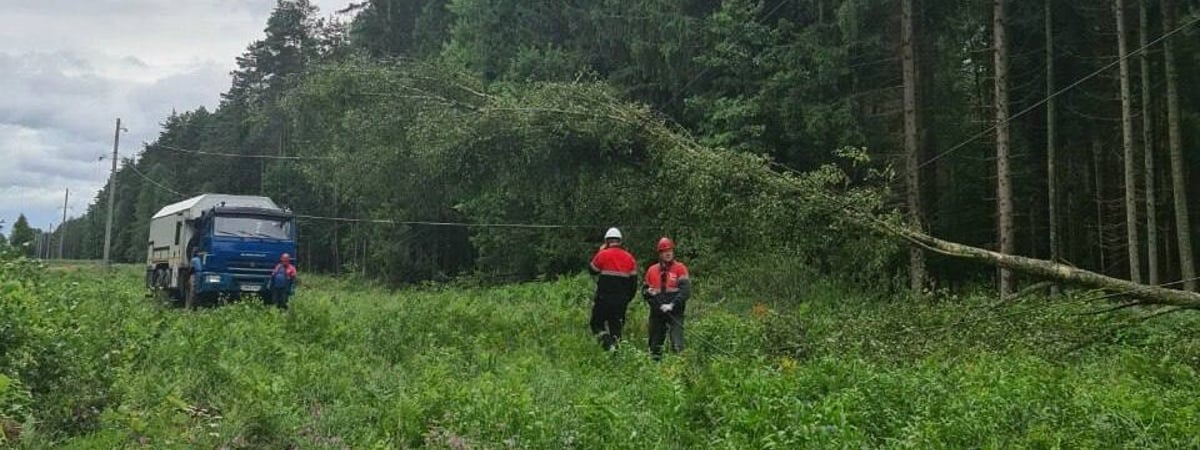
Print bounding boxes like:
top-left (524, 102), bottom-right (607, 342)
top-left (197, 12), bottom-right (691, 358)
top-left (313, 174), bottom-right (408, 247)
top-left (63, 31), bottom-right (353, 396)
top-left (0, 0), bottom-right (349, 236)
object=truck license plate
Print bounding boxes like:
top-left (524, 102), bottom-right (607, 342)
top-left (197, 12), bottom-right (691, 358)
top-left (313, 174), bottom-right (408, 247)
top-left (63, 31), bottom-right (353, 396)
top-left (240, 285), bottom-right (262, 293)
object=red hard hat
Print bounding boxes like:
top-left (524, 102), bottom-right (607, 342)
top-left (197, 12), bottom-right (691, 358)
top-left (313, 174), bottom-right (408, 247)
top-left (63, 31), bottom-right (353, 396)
top-left (657, 237), bottom-right (675, 252)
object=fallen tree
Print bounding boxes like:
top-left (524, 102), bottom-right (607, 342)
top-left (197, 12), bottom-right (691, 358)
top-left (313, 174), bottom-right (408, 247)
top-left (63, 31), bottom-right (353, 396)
top-left (622, 91), bottom-right (1200, 308)
top-left (894, 225), bottom-right (1200, 308)
top-left (635, 91), bottom-right (1200, 308)
top-left (320, 71), bottom-right (1200, 307)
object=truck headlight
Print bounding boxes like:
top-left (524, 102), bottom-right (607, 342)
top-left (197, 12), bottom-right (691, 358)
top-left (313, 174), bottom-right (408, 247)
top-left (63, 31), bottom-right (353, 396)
top-left (205, 274), bottom-right (222, 284)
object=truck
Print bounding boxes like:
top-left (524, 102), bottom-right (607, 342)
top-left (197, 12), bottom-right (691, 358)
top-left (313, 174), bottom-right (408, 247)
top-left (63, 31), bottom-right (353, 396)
top-left (145, 194), bottom-right (297, 307)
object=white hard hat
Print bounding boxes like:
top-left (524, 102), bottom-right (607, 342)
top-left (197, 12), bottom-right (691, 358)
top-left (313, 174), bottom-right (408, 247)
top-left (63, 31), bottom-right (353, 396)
top-left (604, 227), bottom-right (622, 240)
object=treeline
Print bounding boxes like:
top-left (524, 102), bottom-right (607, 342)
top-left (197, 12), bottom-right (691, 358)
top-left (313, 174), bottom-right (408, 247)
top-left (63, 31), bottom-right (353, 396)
top-left (48, 0), bottom-right (1200, 291)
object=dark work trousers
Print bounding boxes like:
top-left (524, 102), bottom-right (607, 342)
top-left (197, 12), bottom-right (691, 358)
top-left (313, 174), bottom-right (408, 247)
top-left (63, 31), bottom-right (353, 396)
top-left (590, 297), bottom-right (630, 351)
top-left (648, 310), bottom-right (685, 359)
top-left (269, 287), bottom-right (290, 310)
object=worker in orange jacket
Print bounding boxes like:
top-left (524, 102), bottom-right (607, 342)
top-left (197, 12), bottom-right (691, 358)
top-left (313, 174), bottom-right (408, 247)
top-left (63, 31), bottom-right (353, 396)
top-left (643, 237), bottom-right (691, 359)
top-left (588, 228), bottom-right (638, 351)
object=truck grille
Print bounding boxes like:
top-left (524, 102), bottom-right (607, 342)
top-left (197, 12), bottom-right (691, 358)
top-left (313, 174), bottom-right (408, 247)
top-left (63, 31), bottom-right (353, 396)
top-left (227, 260), bottom-right (274, 283)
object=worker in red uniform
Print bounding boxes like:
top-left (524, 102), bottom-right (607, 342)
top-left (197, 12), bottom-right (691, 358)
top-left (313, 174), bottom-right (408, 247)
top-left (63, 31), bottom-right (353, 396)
top-left (267, 253), bottom-right (298, 310)
top-left (643, 237), bottom-right (690, 359)
top-left (588, 227), bottom-right (638, 351)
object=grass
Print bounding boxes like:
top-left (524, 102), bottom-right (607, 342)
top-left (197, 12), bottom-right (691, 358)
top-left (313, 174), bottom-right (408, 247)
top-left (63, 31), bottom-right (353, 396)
top-left (3, 259), bottom-right (1200, 448)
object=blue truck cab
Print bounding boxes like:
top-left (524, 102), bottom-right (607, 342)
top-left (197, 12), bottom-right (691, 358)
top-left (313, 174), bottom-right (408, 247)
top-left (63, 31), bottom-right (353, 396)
top-left (145, 194), bottom-right (296, 306)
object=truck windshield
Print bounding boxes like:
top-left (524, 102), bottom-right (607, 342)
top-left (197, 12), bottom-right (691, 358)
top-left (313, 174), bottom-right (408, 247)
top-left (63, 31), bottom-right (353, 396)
top-left (214, 216), bottom-right (293, 240)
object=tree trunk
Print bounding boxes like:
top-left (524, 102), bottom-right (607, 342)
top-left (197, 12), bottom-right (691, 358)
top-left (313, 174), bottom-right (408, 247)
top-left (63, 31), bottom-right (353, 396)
top-left (902, 0), bottom-right (926, 293)
top-left (1161, 125), bottom-right (1179, 280)
top-left (1140, 0), bottom-right (1160, 285)
top-left (918, 0), bottom-right (940, 259)
top-left (994, 0), bottom-right (1015, 298)
top-left (1094, 137), bottom-right (1107, 272)
top-left (1046, 0), bottom-right (1061, 294)
top-left (1162, 0), bottom-right (1196, 291)
top-left (893, 226), bottom-right (1200, 308)
top-left (332, 183), bottom-right (341, 273)
top-left (1116, 0), bottom-right (1143, 283)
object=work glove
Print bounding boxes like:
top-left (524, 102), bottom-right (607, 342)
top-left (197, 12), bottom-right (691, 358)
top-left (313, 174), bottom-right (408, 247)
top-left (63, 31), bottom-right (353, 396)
top-left (660, 303), bottom-right (674, 313)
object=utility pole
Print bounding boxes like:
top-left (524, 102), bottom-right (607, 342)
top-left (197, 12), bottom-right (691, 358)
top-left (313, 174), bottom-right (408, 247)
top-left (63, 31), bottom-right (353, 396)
top-left (103, 118), bottom-right (126, 267)
top-left (58, 188), bottom-right (69, 259)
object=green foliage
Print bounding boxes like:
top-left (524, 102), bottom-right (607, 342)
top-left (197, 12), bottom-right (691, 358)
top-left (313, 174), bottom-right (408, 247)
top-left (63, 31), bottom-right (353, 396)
top-left (55, 0), bottom-right (1200, 290)
top-left (4, 253), bottom-right (1200, 448)
top-left (16, 0), bottom-right (1200, 446)
top-left (9, 215), bottom-right (36, 258)
top-left (274, 59), bottom-right (895, 284)
top-left (349, 0), bottom-right (452, 59)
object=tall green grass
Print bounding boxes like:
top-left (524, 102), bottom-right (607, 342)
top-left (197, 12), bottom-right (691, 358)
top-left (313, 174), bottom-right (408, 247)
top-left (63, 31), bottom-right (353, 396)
top-left (3, 260), bottom-right (1199, 448)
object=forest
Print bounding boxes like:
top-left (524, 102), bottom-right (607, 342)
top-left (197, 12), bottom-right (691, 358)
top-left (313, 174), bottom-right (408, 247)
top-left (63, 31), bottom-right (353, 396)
top-left (20, 0), bottom-right (1198, 297)
top-left (5, 1), bottom-right (1200, 446)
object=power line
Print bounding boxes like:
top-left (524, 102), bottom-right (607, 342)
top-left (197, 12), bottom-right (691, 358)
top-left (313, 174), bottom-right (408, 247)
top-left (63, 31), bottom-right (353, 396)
top-left (127, 163), bottom-right (189, 198)
top-left (297, 214), bottom-right (584, 228)
top-left (153, 143), bottom-right (335, 161)
top-left (127, 150), bottom-right (702, 232)
top-left (124, 168), bottom-right (740, 353)
top-left (129, 171), bottom-right (677, 232)
top-left (113, 164), bottom-right (695, 232)
top-left (916, 12), bottom-right (1200, 170)
top-left (294, 213), bottom-right (686, 231)
top-left (759, 149), bottom-right (1200, 313)
top-left (669, 312), bottom-right (738, 359)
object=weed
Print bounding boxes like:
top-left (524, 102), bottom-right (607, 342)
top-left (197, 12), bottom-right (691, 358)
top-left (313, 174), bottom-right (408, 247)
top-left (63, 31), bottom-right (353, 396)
top-left (2, 258), bottom-right (1200, 448)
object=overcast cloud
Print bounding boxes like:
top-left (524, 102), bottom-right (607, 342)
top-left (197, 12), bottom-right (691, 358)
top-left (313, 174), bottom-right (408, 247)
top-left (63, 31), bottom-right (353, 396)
top-left (0, 0), bottom-right (348, 236)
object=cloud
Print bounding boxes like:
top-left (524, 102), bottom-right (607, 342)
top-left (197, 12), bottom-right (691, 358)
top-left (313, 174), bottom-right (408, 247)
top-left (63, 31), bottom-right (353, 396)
top-left (0, 123), bottom-right (111, 231)
top-left (4, 0), bottom-right (278, 16)
top-left (0, 0), bottom-right (352, 235)
top-left (0, 53), bottom-right (231, 231)
top-left (0, 185), bottom-right (72, 233)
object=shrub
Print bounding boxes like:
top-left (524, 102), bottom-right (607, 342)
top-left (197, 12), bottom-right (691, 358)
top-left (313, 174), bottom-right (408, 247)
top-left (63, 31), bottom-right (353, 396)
top-left (4, 255), bottom-right (1200, 448)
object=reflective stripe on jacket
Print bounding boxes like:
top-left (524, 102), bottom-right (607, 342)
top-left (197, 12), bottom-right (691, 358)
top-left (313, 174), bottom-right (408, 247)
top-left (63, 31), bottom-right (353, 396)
top-left (645, 261), bottom-right (688, 293)
top-left (590, 245), bottom-right (638, 302)
top-left (644, 261), bottom-right (691, 311)
top-left (590, 246), bottom-right (637, 277)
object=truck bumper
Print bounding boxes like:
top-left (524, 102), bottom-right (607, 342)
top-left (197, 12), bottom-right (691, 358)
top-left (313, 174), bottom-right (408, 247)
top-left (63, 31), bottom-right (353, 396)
top-left (196, 272), bottom-right (268, 294)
